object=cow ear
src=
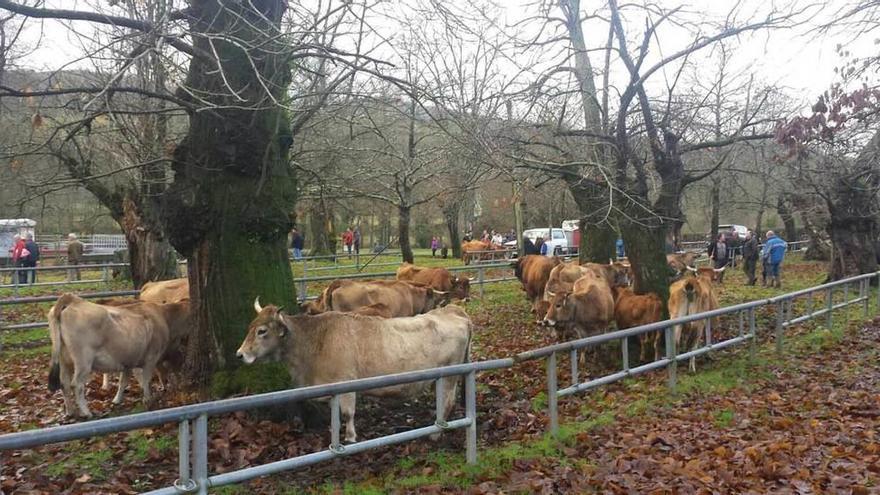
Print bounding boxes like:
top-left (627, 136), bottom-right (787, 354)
top-left (275, 310), bottom-right (291, 337)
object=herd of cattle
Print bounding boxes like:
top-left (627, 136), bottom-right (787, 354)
top-left (43, 251), bottom-right (721, 442)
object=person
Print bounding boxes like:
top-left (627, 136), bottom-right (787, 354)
top-left (616, 238), bottom-right (625, 259)
top-left (763, 230), bottom-right (787, 288)
top-left (66, 233), bottom-right (84, 281)
top-left (440, 240), bottom-right (448, 259)
top-left (491, 230), bottom-right (503, 246)
top-left (741, 230), bottom-right (759, 286)
top-left (539, 234), bottom-right (550, 256)
top-left (431, 236), bottom-right (440, 257)
top-left (291, 227), bottom-right (304, 260)
top-left (481, 229), bottom-right (490, 242)
top-left (10, 234), bottom-right (27, 284)
top-left (342, 227), bottom-right (354, 257)
top-left (507, 229), bottom-right (516, 243)
top-left (708, 233), bottom-right (729, 282)
top-left (23, 233), bottom-right (39, 284)
top-left (353, 226), bottom-right (361, 255)
top-left (522, 235), bottom-right (537, 255)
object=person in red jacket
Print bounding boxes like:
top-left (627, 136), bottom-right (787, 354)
top-left (342, 227), bottom-right (354, 257)
top-left (10, 235), bottom-right (27, 284)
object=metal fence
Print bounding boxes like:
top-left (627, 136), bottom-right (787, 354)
top-left (0, 262), bottom-right (516, 333)
top-left (0, 262), bottom-right (128, 293)
top-left (0, 268), bottom-right (877, 494)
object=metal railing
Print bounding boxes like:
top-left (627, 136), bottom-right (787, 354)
top-left (0, 262), bottom-right (129, 293)
top-left (0, 262), bottom-right (517, 332)
top-left (0, 270), bottom-right (877, 493)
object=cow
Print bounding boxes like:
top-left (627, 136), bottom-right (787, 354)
top-left (514, 255), bottom-right (562, 321)
top-left (237, 299), bottom-right (472, 443)
top-left (139, 278), bottom-right (189, 304)
top-left (461, 240), bottom-right (489, 264)
top-left (302, 279), bottom-right (441, 317)
top-left (543, 271), bottom-right (616, 341)
top-left (667, 252), bottom-right (700, 276)
top-left (47, 294), bottom-right (191, 418)
top-left (544, 261), bottom-right (629, 302)
top-left (686, 265), bottom-right (726, 283)
top-left (611, 287), bottom-right (664, 362)
top-left (396, 263), bottom-right (471, 301)
top-left (668, 269), bottom-right (721, 373)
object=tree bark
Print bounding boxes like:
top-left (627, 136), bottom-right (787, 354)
top-left (777, 194), bottom-right (798, 241)
top-left (709, 179), bottom-right (720, 241)
top-left (161, 0), bottom-right (297, 386)
top-left (442, 200), bottom-right (462, 259)
top-left (307, 199), bottom-right (336, 256)
top-left (399, 204), bottom-right (414, 263)
top-left (120, 196), bottom-right (178, 288)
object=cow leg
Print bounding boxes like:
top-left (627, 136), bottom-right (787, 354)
top-left (101, 373), bottom-right (112, 391)
top-left (654, 330), bottom-right (662, 362)
top-left (689, 326), bottom-right (703, 373)
top-left (431, 377), bottom-right (460, 441)
top-left (112, 370), bottom-right (130, 405)
top-left (135, 365), bottom-right (155, 409)
top-left (72, 362), bottom-right (93, 418)
top-left (59, 361), bottom-right (76, 418)
top-left (337, 393), bottom-right (357, 443)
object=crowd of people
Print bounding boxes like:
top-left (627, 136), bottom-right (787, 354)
top-left (709, 229), bottom-right (788, 287)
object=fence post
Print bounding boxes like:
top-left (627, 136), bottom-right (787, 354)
top-left (862, 279), bottom-right (869, 318)
top-left (844, 282), bottom-right (850, 325)
top-left (664, 326), bottom-right (676, 393)
top-left (546, 351), bottom-right (558, 435)
top-left (13, 269), bottom-right (19, 296)
top-left (570, 349), bottom-right (579, 386)
top-left (748, 307), bottom-right (757, 361)
top-left (775, 300), bottom-right (784, 356)
top-left (478, 266), bottom-right (485, 298)
top-left (434, 381), bottom-right (447, 429)
top-left (193, 414), bottom-right (208, 495)
top-left (621, 338), bottom-right (629, 372)
top-left (330, 395), bottom-right (343, 453)
top-left (826, 287), bottom-right (833, 329)
top-left (175, 420), bottom-right (195, 492)
top-left (465, 370), bottom-right (477, 464)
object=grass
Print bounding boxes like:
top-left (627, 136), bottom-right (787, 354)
top-left (124, 430), bottom-right (176, 462)
top-left (44, 442), bottom-right (114, 481)
top-left (1, 327), bottom-right (48, 345)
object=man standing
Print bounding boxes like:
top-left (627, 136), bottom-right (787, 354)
top-left (342, 227), bottom-right (354, 257)
top-left (291, 227), bottom-right (304, 260)
top-left (763, 230), bottom-right (787, 288)
top-left (353, 226), bottom-right (361, 255)
top-left (708, 233), bottom-right (729, 283)
top-left (23, 234), bottom-right (40, 284)
top-left (741, 230), bottom-right (759, 286)
top-left (66, 233), bottom-right (84, 281)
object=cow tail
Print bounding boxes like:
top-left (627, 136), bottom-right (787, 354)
top-left (48, 294), bottom-right (74, 391)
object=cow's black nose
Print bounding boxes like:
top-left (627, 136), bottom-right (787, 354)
top-left (236, 352), bottom-right (244, 360)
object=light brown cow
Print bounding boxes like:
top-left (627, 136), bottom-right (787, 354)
top-left (47, 294), bottom-right (191, 418)
top-left (544, 261), bottom-right (629, 301)
top-left (139, 278), bottom-right (189, 304)
top-left (667, 252), bottom-right (700, 276)
top-left (237, 300), bottom-right (472, 443)
top-left (668, 270), bottom-right (720, 373)
top-left (514, 255), bottom-right (562, 321)
top-left (396, 263), bottom-right (471, 301)
top-left (303, 279), bottom-right (440, 317)
top-left (543, 272), bottom-right (616, 341)
top-left (612, 287), bottom-right (664, 362)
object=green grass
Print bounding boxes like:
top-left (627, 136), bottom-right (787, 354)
top-left (713, 409), bottom-right (735, 428)
top-left (124, 430), bottom-right (175, 462)
top-left (1, 327), bottom-right (48, 345)
top-left (44, 442), bottom-right (114, 481)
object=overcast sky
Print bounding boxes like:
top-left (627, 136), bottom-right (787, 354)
top-left (9, 0), bottom-right (877, 110)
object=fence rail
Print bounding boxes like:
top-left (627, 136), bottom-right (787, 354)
top-left (1, 266), bottom-right (877, 494)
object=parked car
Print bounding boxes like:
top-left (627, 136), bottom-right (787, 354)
top-left (718, 224), bottom-right (748, 249)
top-left (504, 228), bottom-right (570, 256)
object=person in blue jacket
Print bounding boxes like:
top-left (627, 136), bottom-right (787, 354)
top-left (762, 230), bottom-right (787, 288)
top-left (615, 238), bottom-right (625, 259)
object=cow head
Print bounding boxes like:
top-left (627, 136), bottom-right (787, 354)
top-left (533, 299), bottom-right (551, 323)
top-left (299, 300), bottom-right (324, 315)
top-left (542, 290), bottom-right (574, 327)
top-left (237, 297), bottom-right (291, 364)
top-left (451, 276), bottom-right (471, 301)
top-left (608, 262), bottom-right (631, 287)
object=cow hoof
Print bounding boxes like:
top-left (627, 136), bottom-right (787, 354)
top-left (344, 435), bottom-right (357, 444)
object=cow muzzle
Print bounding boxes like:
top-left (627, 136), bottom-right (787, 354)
top-left (236, 350), bottom-right (256, 364)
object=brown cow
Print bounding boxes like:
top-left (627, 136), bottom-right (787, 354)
top-left (545, 261), bottom-right (629, 301)
top-left (668, 269), bottom-right (720, 373)
top-left (543, 272), bottom-right (615, 341)
top-left (686, 265), bottom-right (726, 283)
top-left (461, 240), bottom-right (491, 265)
top-left (303, 279), bottom-right (440, 317)
top-left (139, 278), bottom-right (189, 304)
top-left (612, 287), bottom-right (664, 362)
top-left (47, 294), bottom-right (191, 418)
top-left (238, 301), bottom-right (472, 443)
top-left (667, 252), bottom-right (700, 276)
top-left (514, 255), bottom-right (561, 321)
top-left (396, 263), bottom-right (471, 301)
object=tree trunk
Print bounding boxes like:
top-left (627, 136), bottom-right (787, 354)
top-left (307, 199), bottom-right (336, 256)
top-left (579, 217), bottom-right (616, 263)
top-left (442, 201), bottom-right (462, 259)
top-left (621, 222), bottom-right (670, 317)
top-left (161, 0), bottom-right (297, 387)
top-left (569, 181), bottom-right (617, 263)
top-left (512, 180), bottom-right (525, 256)
top-left (709, 180), bottom-right (720, 241)
top-left (777, 195), bottom-right (798, 241)
top-left (827, 215), bottom-right (878, 281)
top-left (399, 204), bottom-right (414, 263)
top-left (120, 196), bottom-right (178, 288)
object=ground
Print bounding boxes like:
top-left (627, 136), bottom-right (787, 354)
top-left (1, 252), bottom-right (878, 494)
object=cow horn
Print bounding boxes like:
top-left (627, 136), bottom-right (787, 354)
top-left (545, 290), bottom-right (555, 298)
top-left (434, 290), bottom-right (449, 295)
top-left (686, 266), bottom-right (698, 272)
top-left (468, 277), bottom-right (475, 282)
top-left (714, 266), bottom-right (727, 273)
top-left (609, 258), bottom-right (614, 264)
top-left (254, 297), bottom-right (263, 313)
